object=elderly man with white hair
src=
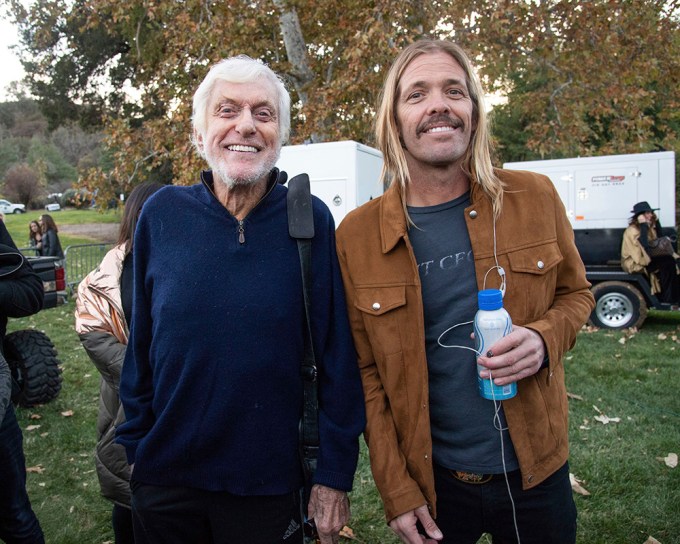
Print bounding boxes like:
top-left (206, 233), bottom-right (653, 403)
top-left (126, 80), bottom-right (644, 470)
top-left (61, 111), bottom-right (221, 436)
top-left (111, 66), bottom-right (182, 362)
top-left (117, 55), bottom-right (365, 544)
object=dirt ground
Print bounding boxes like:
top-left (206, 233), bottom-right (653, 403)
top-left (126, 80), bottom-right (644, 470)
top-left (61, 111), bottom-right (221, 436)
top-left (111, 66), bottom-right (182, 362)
top-left (59, 223), bottom-right (119, 242)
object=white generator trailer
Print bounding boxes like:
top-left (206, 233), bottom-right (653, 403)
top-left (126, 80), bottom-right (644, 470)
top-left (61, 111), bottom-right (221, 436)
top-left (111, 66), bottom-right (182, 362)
top-left (505, 151), bottom-right (678, 329)
top-left (276, 140), bottom-right (384, 228)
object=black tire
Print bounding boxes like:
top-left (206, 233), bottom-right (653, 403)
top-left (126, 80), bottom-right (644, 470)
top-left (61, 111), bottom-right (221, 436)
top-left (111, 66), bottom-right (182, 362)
top-left (4, 330), bottom-right (62, 407)
top-left (589, 281), bottom-right (648, 330)
top-left (13, 209), bottom-right (23, 214)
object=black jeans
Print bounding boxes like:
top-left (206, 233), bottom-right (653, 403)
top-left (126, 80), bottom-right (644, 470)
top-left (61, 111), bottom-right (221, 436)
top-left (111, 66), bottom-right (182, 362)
top-left (0, 404), bottom-right (45, 544)
top-left (432, 462), bottom-right (576, 544)
top-left (112, 503), bottom-right (138, 544)
top-left (130, 480), bottom-right (302, 544)
top-left (648, 255), bottom-right (680, 304)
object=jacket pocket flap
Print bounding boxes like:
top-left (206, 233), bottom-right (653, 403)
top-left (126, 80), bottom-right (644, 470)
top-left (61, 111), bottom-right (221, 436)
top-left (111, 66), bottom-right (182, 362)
top-left (355, 285), bottom-right (406, 315)
top-left (508, 242), bottom-right (563, 275)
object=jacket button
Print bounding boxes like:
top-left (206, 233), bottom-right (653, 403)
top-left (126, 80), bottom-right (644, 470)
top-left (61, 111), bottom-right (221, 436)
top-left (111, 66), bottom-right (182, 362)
top-left (372, 302), bottom-right (381, 311)
top-left (537, 260), bottom-right (545, 269)
top-left (527, 474), bottom-right (534, 483)
top-left (469, 210), bottom-right (478, 219)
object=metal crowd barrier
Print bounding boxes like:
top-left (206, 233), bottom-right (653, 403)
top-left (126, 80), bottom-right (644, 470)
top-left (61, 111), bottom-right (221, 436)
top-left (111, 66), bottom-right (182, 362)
top-left (64, 243), bottom-right (114, 294)
top-left (18, 247), bottom-right (41, 257)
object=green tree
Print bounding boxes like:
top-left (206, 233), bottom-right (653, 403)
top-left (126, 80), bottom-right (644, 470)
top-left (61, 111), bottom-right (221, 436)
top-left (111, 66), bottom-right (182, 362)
top-left (446, 0), bottom-right (680, 163)
top-left (5, 0), bottom-right (679, 205)
top-left (5, 0), bottom-right (446, 202)
top-left (26, 137), bottom-right (77, 190)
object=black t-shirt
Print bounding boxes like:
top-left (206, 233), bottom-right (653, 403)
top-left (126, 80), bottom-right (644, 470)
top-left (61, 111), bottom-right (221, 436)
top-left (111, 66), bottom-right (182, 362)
top-left (408, 193), bottom-right (518, 473)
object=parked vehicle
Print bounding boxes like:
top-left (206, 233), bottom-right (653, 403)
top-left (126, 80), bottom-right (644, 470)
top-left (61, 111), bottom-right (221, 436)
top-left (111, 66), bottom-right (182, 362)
top-left (45, 202), bottom-right (61, 212)
top-left (504, 151), bottom-right (678, 329)
top-left (0, 199), bottom-right (26, 214)
top-left (6, 254), bottom-right (67, 407)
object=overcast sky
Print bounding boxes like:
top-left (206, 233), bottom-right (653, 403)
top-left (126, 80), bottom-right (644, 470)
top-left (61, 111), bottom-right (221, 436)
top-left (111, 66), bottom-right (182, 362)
top-left (0, 16), bottom-right (25, 101)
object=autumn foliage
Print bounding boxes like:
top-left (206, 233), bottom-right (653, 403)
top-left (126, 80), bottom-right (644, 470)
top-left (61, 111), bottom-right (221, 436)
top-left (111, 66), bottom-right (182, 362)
top-left (5, 0), bottom-right (679, 205)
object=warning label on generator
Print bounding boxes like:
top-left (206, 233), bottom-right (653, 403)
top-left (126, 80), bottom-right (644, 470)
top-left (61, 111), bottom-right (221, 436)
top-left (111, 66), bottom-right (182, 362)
top-left (591, 175), bottom-right (625, 186)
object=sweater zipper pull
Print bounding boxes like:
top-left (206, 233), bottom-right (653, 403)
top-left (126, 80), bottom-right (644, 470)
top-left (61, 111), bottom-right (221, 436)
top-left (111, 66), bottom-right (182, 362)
top-left (238, 221), bottom-right (245, 244)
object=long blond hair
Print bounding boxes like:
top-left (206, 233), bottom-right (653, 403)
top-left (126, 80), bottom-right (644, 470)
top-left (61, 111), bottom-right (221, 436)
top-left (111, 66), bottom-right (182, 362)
top-left (375, 40), bottom-right (503, 218)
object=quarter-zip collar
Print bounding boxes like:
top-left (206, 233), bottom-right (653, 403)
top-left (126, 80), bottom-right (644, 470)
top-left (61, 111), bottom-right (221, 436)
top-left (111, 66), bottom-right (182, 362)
top-left (200, 168), bottom-right (283, 209)
top-left (200, 168), bottom-right (284, 244)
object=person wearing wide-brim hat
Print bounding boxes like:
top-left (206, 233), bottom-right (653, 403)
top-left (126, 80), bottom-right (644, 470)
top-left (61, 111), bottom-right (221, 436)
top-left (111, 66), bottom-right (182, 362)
top-left (621, 201), bottom-right (680, 305)
top-left (630, 201), bottom-right (659, 216)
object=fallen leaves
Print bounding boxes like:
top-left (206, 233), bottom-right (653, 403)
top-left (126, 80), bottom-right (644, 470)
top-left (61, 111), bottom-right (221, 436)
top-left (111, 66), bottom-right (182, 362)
top-left (569, 473), bottom-right (590, 496)
top-left (25, 424), bottom-right (41, 431)
top-left (592, 405), bottom-right (621, 424)
top-left (339, 526), bottom-right (355, 539)
top-left (26, 465), bottom-right (45, 474)
top-left (657, 453), bottom-right (678, 469)
top-left (61, 410), bottom-right (74, 417)
top-left (644, 537), bottom-right (661, 544)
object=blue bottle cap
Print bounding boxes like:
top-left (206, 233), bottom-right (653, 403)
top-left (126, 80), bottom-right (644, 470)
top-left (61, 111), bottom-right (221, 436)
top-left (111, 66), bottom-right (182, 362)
top-left (478, 288), bottom-right (503, 310)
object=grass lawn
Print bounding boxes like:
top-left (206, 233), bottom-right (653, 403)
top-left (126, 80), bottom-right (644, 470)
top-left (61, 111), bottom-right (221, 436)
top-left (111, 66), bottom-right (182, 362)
top-left (6, 253), bottom-right (680, 542)
top-left (2, 208), bottom-right (121, 249)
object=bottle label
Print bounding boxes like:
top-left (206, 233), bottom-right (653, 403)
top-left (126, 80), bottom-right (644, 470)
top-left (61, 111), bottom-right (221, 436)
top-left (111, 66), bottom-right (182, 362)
top-left (474, 309), bottom-right (517, 401)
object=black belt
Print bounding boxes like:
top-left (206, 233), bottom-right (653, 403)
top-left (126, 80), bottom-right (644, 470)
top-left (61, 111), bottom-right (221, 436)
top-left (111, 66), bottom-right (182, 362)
top-left (435, 462), bottom-right (518, 485)
top-left (449, 470), bottom-right (497, 484)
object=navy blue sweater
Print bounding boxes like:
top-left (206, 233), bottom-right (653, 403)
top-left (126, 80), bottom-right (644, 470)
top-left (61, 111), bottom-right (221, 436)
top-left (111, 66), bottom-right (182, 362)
top-left (117, 171), bottom-right (365, 495)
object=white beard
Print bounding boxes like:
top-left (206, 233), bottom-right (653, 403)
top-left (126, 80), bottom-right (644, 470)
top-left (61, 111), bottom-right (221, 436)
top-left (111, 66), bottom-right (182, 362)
top-left (207, 147), bottom-right (281, 190)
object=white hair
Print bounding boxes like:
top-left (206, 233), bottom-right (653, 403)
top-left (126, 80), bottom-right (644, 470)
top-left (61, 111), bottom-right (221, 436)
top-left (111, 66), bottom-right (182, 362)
top-left (191, 55), bottom-right (291, 158)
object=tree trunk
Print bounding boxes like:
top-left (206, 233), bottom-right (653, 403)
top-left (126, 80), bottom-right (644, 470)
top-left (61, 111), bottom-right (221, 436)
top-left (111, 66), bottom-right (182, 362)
top-left (272, 0), bottom-right (315, 105)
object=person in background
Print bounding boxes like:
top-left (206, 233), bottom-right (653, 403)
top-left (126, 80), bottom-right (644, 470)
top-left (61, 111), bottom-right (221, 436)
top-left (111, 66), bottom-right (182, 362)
top-left (38, 215), bottom-right (64, 260)
top-left (116, 55), bottom-right (365, 544)
top-left (0, 220), bottom-right (45, 544)
top-left (336, 39), bottom-right (594, 543)
top-left (28, 221), bottom-right (42, 254)
top-left (75, 182), bottom-right (163, 544)
top-left (621, 201), bottom-right (680, 305)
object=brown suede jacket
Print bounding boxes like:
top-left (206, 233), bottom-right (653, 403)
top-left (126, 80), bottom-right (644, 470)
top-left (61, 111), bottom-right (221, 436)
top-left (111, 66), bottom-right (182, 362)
top-left (336, 168), bottom-right (594, 523)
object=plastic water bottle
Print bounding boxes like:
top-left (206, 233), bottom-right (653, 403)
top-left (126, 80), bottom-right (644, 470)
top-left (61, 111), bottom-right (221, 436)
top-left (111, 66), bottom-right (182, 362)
top-left (474, 288), bottom-right (516, 401)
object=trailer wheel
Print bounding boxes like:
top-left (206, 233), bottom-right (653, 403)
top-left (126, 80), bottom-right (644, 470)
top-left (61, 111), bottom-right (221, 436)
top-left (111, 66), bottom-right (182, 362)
top-left (5, 330), bottom-right (62, 407)
top-left (589, 281), bottom-right (648, 330)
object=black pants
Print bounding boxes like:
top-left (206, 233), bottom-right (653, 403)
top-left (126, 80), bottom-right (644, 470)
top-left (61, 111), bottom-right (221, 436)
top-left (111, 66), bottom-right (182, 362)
top-left (648, 255), bottom-right (680, 304)
top-left (0, 404), bottom-right (45, 544)
top-left (112, 503), bottom-right (138, 544)
top-left (432, 462), bottom-right (577, 544)
top-left (130, 480), bottom-right (302, 544)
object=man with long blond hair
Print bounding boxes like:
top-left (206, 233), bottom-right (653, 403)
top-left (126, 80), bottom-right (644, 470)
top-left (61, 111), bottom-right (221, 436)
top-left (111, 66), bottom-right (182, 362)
top-left (336, 39), bottom-right (594, 543)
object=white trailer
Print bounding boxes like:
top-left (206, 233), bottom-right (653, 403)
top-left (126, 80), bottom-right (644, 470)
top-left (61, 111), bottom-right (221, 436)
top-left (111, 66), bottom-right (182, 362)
top-left (504, 151), bottom-right (676, 231)
top-left (505, 151), bottom-right (678, 329)
top-left (276, 140), bottom-right (384, 227)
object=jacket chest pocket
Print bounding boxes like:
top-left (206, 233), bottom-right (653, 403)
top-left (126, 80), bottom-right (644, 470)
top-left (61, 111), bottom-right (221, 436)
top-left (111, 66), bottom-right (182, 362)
top-left (354, 285), bottom-right (407, 358)
top-left (504, 242), bottom-right (563, 322)
top-left (354, 284), bottom-right (419, 435)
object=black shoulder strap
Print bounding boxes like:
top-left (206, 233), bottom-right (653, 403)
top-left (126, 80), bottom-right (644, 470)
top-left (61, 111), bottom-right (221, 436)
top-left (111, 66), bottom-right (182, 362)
top-left (286, 174), bottom-right (319, 457)
top-left (287, 173), bottom-right (315, 239)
